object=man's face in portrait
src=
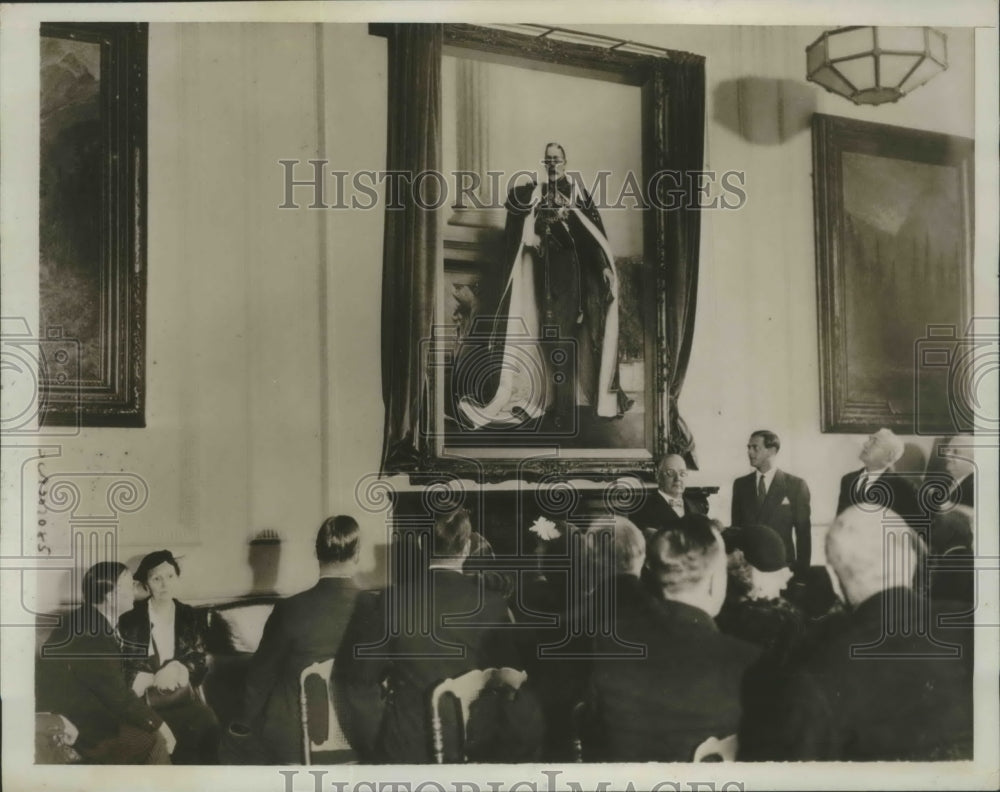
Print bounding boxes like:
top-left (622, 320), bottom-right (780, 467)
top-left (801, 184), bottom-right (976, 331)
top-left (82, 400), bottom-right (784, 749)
top-left (543, 144), bottom-right (566, 180)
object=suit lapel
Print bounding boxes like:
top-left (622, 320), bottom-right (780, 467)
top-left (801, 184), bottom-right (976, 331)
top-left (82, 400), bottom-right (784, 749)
top-left (762, 469), bottom-right (786, 515)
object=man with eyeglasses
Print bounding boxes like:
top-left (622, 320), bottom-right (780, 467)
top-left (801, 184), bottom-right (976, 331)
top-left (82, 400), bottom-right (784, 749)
top-left (628, 454), bottom-right (708, 536)
top-left (456, 142), bottom-right (632, 431)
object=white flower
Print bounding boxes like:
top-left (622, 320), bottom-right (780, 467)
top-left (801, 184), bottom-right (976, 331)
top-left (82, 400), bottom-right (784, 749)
top-left (529, 517), bottom-right (561, 541)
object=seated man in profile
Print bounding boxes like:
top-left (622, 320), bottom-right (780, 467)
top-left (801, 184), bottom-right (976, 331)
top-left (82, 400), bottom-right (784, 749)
top-left (740, 506), bottom-right (973, 761)
top-left (585, 515), bottom-right (760, 762)
top-left (836, 428), bottom-right (920, 527)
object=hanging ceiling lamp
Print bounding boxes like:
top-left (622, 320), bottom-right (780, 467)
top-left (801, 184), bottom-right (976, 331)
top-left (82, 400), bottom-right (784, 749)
top-left (806, 26), bottom-right (948, 105)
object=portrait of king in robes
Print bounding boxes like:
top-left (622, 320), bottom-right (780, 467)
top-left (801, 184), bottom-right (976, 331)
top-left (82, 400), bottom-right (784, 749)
top-left (455, 143), bottom-right (633, 433)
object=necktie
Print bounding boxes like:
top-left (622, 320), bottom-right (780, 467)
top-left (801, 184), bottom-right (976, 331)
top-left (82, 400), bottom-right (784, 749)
top-left (667, 497), bottom-right (684, 513)
top-left (757, 475), bottom-right (766, 503)
top-left (856, 472), bottom-right (869, 500)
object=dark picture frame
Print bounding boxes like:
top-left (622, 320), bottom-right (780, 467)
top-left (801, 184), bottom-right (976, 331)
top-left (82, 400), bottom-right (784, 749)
top-left (812, 113), bottom-right (974, 435)
top-left (375, 24), bottom-right (706, 482)
top-left (39, 22), bottom-right (148, 427)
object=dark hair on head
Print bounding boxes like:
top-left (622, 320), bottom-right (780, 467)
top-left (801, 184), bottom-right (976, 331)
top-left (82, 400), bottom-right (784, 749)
top-left (134, 550), bottom-right (181, 586)
top-left (646, 513), bottom-right (721, 595)
top-left (432, 508), bottom-right (472, 558)
top-left (316, 515), bottom-right (360, 564)
top-left (543, 141), bottom-right (566, 160)
top-left (82, 561), bottom-right (130, 607)
top-left (750, 430), bottom-right (780, 451)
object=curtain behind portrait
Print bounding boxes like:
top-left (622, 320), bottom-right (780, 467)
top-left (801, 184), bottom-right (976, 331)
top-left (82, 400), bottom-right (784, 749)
top-left (378, 24), bottom-right (442, 472)
top-left (661, 57), bottom-right (705, 468)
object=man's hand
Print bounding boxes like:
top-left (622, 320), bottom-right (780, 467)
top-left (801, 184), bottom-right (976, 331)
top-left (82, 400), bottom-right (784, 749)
top-left (158, 722), bottom-right (177, 755)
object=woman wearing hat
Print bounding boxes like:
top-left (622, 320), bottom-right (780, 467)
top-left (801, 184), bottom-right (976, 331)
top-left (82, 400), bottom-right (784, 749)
top-left (716, 524), bottom-right (803, 662)
top-left (118, 549), bottom-right (219, 763)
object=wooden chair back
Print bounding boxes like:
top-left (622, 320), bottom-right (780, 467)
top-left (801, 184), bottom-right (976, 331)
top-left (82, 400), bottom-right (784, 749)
top-left (430, 667), bottom-right (528, 763)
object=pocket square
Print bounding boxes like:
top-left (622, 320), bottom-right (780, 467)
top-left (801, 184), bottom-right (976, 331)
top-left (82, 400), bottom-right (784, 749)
top-left (781, 496), bottom-right (791, 506)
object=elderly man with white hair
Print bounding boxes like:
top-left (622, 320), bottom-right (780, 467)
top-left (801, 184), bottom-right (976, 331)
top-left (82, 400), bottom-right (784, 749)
top-left (741, 505), bottom-right (973, 761)
top-left (836, 428), bottom-right (921, 527)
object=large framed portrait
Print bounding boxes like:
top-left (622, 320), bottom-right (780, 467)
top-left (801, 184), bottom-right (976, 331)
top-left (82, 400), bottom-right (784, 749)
top-left (38, 22), bottom-right (148, 427)
top-left (377, 24), bottom-right (706, 481)
top-left (813, 113), bottom-right (974, 435)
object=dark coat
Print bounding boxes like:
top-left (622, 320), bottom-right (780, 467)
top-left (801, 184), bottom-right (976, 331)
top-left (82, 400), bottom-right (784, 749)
top-left (36, 606), bottom-right (163, 752)
top-left (585, 595), bottom-right (760, 762)
top-left (836, 467), bottom-right (922, 526)
top-left (946, 473), bottom-right (975, 509)
top-left (627, 489), bottom-right (708, 535)
top-left (740, 587), bottom-right (974, 761)
top-left (338, 569), bottom-right (518, 763)
top-left (118, 599), bottom-right (210, 687)
top-left (117, 598), bottom-right (219, 764)
top-left (243, 576), bottom-right (360, 764)
top-left (716, 596), bottom-right (805, 665)
top-left (732, 469), bottom-right (812, 574)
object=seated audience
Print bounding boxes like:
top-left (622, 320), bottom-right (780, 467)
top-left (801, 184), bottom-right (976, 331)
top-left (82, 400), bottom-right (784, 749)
top-left (37, 562), bottom-right (176, 764)
top-left (584, 514), bottom-right (760, 761)
top-left (338, 507), bottom-right (528, 763)
top-left (523, 515), bottom-right (646, 761)
top-left (836, 428), bottom-right (921, 527)
top-left (716, 524), bottom-right (802, 663)
top-left (741, 505), bottom-right (973, 761)
top-left (928, 504), bottom-right (975, 610)
top-left (118, 550), bottom-right (219, 764)
top-left (237, 515), bottom-right (363, 764)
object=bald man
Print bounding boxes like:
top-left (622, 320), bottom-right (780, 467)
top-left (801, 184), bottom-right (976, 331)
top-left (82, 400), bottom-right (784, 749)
top-left (627, 454), bottom-right (708, 536)
top-left (741, 506), bottom-right (973, 761)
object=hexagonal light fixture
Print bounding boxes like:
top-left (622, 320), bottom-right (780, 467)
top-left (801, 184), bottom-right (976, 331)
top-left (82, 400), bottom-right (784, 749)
top-left (806, 26), bottom-right (948, 105)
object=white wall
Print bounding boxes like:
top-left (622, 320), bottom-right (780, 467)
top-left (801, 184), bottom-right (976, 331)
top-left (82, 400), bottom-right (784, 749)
top-left (35, 23), bottom-right (978, 606)
top-left (37, 24), bottom-right (390, 608)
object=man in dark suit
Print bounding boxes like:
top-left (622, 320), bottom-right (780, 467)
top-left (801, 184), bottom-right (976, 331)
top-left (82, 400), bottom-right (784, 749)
top-left (337, 508), bottom-right (523, 763)
top-left (37, 562), bottom-right (175, 764)
top-left (731, 430), bottom-right (811, 576)
top-left (629, 453), bottom-right (708, 536)
top-left (941, 435), bottom-right (975, 509)
top-left (585, 515), bottom-right (760, 762)
top-left (741, 506), bottom-right (973, 760)
top-left (836, 428), bottom-right (921, 527)
top-left (242, 515), bottom-right (363, 764)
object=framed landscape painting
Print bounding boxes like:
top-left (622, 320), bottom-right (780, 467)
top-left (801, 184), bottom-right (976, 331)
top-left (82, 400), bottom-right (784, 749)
top-left (812, 114), bottom-right (974, 435)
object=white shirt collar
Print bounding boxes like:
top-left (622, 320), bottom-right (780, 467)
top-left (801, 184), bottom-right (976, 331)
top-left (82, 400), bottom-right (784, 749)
top-left (863, 465), bottom-right (890, 482)
top-left (757, 467), bottom-right (778, 489)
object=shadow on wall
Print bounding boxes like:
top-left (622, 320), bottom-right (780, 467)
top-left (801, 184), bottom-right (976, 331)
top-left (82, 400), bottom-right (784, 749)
top-left (713, 78), bottom-right (816, 145)
top-left (245, 529), bottom-right (282, 597)
top-left (356, 540), bottom-right (389, 590)
top-left (899, 442), bottom-right (930, 478)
